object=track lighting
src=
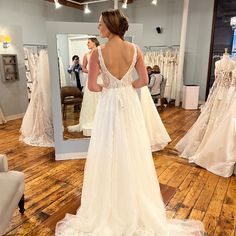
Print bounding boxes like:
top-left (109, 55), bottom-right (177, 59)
top-left (54, 0), bottom-right (62, 9)
top-left (151, 0), bottom-right (158, 5)
top-left (84, 4), bottom-right (91, 14)
top-left (122, 0), bottom-right (128, 9)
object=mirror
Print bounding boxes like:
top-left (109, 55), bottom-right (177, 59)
top-left (57, 34), bottom-right (106, 140)
top-left (57, 34), bottom-right (134, 140)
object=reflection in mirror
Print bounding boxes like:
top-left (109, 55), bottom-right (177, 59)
top-left (57, 34), bottom-right (105, 140)
top-left (57, 34), bottom-right (133, 140)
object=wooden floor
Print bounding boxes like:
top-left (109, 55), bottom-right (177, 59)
top-left (0, 107), bottom-right (235, 236)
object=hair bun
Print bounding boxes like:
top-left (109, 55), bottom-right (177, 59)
top-left (119, 16), bottom-right (129, 37)
top-left (101, 9), bottom-right (129, 40)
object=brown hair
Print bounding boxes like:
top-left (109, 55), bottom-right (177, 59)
top-left (153, 65), bottom-right (160, 74)
top-left (101, 9), bottom-right (129, 40)
top-left (88, 37), bottom-right (100, 47)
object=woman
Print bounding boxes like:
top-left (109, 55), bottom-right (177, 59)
top-left (148, 65), bottom-right (163, 99)
top-left (56, 9), bottom-right (205, 235)
top-left (67, 37), bottom-right (101, 136)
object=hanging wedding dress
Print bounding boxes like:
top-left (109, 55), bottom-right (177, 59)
top-left (175, 54), bottom-right (236, 177)
top-left (68, 53), bottom-right (101, 136)
top-left (0, 106), bottom-right (6, 125)
top-left (143, 49), bottom-right (179, 102)
top-left (56, 44), bottom-right (205, 236)
top-left (58, 56), bottom-right (67, 87)
top-left (20, 50), bottom-right (54, 147)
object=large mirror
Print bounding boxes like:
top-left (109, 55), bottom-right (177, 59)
top-left (47, 22), bottom-right (143, 160)
top-left (57, 34), bottom-right (105, 140)
top-left (57, 34), bottom-right (134, 140)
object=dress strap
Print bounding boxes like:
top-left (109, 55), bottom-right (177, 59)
top-left (97, 46), bottom-right (106, 72)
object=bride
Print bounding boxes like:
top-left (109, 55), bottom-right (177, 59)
top-left (67, 38), bottom-right (101, 136)
top-left (56, 9), bottom-right (205, 235)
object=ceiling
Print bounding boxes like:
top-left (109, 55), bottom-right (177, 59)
top-left (45, 0), bottom-right (134, 10)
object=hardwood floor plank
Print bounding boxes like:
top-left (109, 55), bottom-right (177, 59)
top-left (2, 108), bottom-right (235, 236)
top-left (202, 177), bottom-right (231, 235)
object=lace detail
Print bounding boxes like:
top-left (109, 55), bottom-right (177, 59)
top-left (217, 71), bottom-right (236, 88)
top-left (97, 45), bottom-right (137, 89)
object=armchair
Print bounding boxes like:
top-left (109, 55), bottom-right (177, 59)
top-left (0, 154), bottom-right (25, 236)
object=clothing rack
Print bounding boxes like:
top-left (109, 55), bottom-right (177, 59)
top-left (23, 43), bottom-right (48, 48)
top-left (23, 44), bottom-right (48, 54)
top-left (144, 45), bottom-right (180, 50)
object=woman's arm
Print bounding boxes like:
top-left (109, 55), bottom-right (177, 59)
top-left (82, 54), bottom-right (89, 73)
top-left (88, 49), bottom-right (102, 92)
top-left (133, 46), bottom-right (148, 88)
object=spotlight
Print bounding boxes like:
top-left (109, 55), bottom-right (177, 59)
top-left (54, 0), bottom-right (62, 9)
top-left (151, 0), bottom-right (158, 5)
top-left (84, 4), bottom-right (91, 14)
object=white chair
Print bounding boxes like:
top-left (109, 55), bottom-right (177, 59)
top-left (0, 154), bottom-right (25, 236)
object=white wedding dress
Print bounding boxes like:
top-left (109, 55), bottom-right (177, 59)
top-left (140, 86), bottom-right (171, 151)
top-left (176, 55), bottom-right (236, 177)
top-left (68, 53), bottom-right (101, 136)
top-left (56, 44), bottom-right (205, 236)
top-left (0, 106), bottom-right (6, 125)
top-left (20, 50), bottom-right (54, 147)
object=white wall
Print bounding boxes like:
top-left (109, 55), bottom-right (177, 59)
top-left (0, 0), bottom-right (82, 45)
top-left (82, 0), bottom-right (183, 46)
top-left (0, 25), bottom-right (28, 118)
top-left (185, 0), bottom-right (214, 100)
top-left (57, 34), bottom-right (70, 83)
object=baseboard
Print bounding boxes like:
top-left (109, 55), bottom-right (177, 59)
top-left (55, 152), bottom-right (87, 161)
top-left (198, 100), bottom-right (205, 105)
top-left (6, 113), bottom-right (25, 121)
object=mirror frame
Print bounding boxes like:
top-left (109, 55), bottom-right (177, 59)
top-left (47, 21), bottom-right (143, 160)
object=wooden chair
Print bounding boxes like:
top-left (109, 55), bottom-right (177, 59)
top-left (61, 86), bottom-right (83, 119)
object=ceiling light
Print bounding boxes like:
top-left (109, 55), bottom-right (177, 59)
top-left (54, 0), bottom-right (62, 9)
top-left (151, 0), bottom-right (158, 5)
top-left (122, 0), bottom-right (128, 9)
top-left (84, 4), bottom-right (91, 14)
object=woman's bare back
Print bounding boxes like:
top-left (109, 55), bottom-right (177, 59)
top-left (100, 41), bottom-right (135, 80)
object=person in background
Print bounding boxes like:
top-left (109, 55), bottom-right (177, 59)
top-left (148, 65), bottom-right (163, 101)
top-left (146, 66), bottom-right (152, 83)
top-left (67, 55), bottom-right (83, 92)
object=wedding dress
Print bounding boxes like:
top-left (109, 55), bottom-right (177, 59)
top-left (175, 54), bottom-right (236, 177)
top-left (56, 44), bottom-right (205, 236)
top-left (20, 50), bottom-right (54, 147)
top-left (0, 106), bottom-right (6, 125)
top-left (68, 53), bottom-right (101, 136)
top-left (140, 86), bottom-right (171, 151)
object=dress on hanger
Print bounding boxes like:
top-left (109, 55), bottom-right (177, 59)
top-left (175, 54), bottom-right (236, 177)
top-left (20, 50), bottom-right (54, 147)
top-left (68, 53), bottom-right (102, 136)
top-left (0, 106), bottom-right (6, 125)
top-left (56, 44), bottom-right (205, 236)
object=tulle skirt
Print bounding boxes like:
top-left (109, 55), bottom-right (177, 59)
top-left (56, 86), bottom-right (205, 235)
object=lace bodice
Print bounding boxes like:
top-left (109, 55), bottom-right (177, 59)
top-left (97, 44), bottom-right (137, 89)
top-left (215, 57), bottom-right (236, 88)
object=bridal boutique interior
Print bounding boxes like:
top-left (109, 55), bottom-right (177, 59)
top-left (0, 0), bottom-right (236, 235)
